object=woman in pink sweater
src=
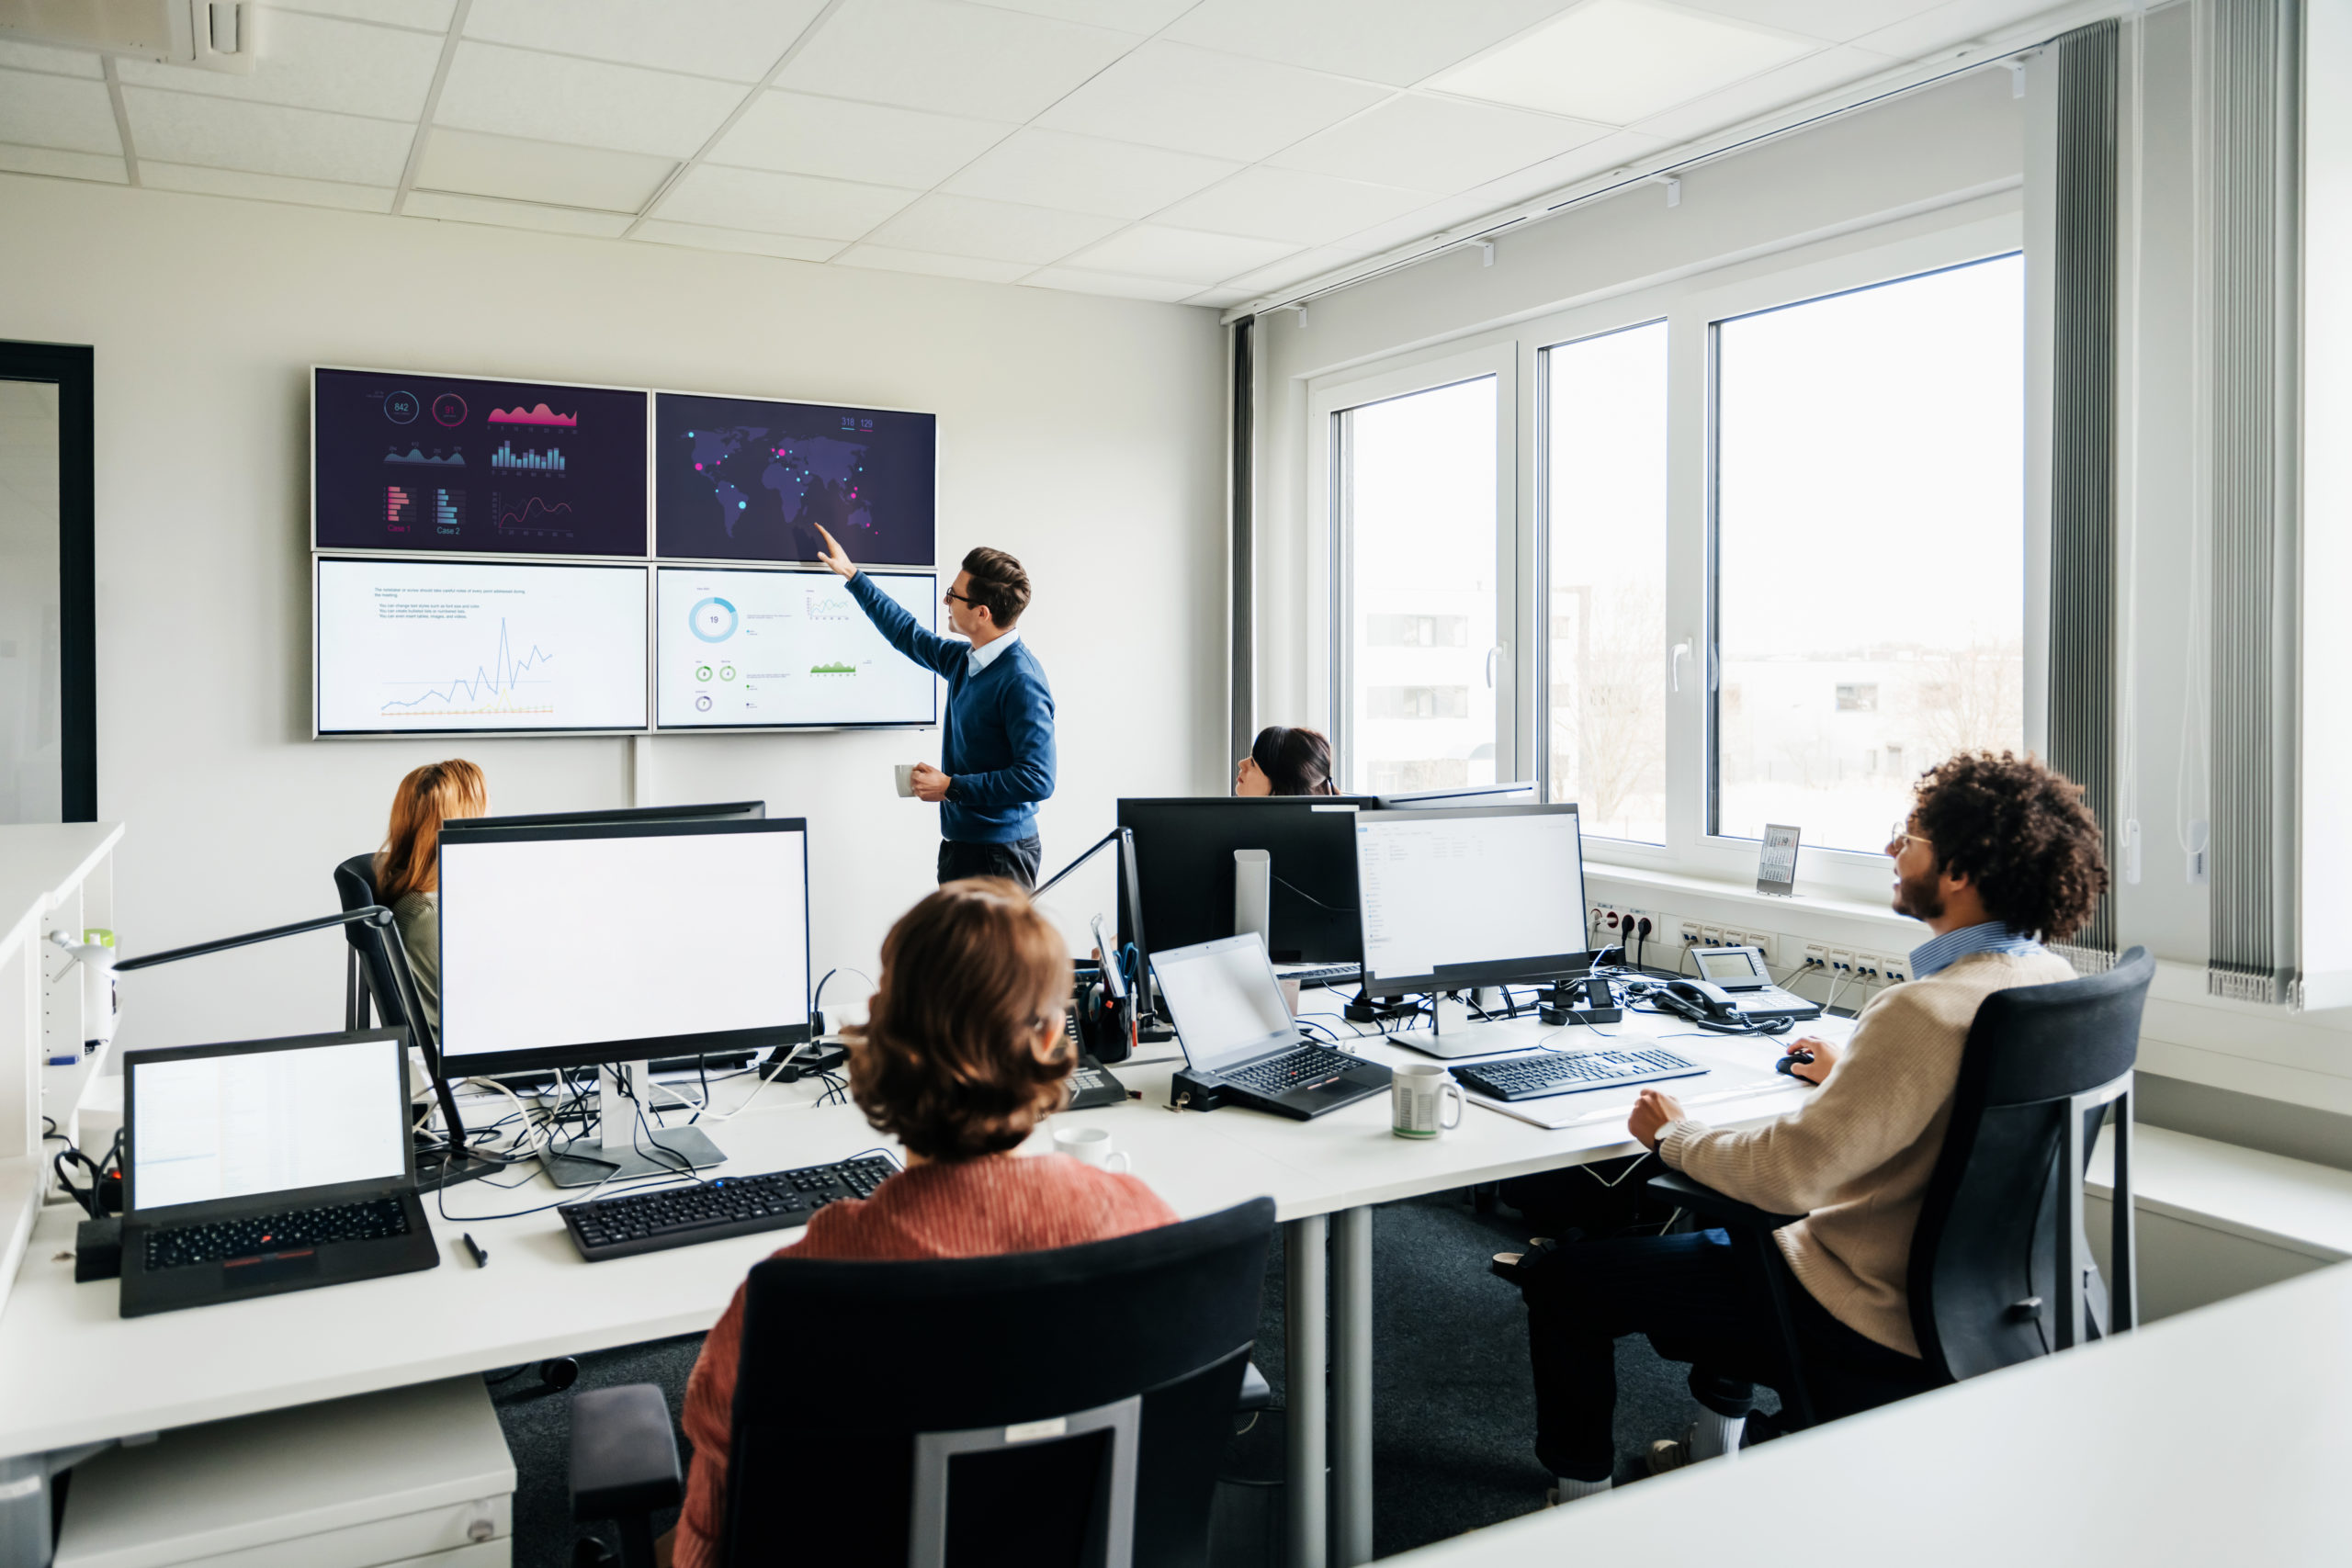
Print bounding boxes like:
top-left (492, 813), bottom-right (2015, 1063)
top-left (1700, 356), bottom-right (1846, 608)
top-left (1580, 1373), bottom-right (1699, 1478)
top-left (665, 879), bottom-right (1176, 1568)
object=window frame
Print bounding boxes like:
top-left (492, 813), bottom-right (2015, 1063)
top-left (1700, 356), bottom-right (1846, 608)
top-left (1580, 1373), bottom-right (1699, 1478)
top-left (1307, 198), bottom-right (2030, 899)
top-left (1307, 340), bottom-right (1520, 792)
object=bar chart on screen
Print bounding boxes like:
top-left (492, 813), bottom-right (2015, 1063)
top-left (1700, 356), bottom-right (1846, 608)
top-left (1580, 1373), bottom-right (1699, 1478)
top-left (315, 557), bottom-right (648, 735)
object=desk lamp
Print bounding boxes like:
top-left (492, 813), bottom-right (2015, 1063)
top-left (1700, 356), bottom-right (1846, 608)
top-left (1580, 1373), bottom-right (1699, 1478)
top-left (1033, 826), bottom-right (1170, 1042)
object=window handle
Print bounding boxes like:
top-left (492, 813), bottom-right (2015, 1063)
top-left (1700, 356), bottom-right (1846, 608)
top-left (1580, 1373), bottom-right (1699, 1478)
top-left (1672, 639), bottom-right (1692, 693)
top-left (1485, 645), bottom-right (1501, 689)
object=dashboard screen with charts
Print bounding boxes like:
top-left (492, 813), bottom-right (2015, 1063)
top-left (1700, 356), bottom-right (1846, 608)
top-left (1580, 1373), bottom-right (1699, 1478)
top-left (315, 558), bottom-right (649, 735)
top-left (655, 568), bottom-right (937, 728)
top-left (312, 367), bottom-right (648, 558)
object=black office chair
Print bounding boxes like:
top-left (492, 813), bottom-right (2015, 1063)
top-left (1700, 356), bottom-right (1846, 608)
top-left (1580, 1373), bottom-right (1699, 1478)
top-left (1647, 945), bottom-right (2154, 1430)
top-left (333, 852), bottom-right (400, 1033)
top-left (571, 1197), bottom-right (1276, 1568)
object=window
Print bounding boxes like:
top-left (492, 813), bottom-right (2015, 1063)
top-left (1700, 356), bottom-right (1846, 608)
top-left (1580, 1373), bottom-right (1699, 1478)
top-left (1544, 321), bottom-right (1668, 842)
top-left (1712, 254), bottom-right (2026, 852)
top-left (1337, 376), bottom-right (1499, 795)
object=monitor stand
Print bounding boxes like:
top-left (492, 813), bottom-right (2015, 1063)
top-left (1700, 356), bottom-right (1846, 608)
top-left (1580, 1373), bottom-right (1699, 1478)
top-left (539, 1060), bottom-right (728, 1188)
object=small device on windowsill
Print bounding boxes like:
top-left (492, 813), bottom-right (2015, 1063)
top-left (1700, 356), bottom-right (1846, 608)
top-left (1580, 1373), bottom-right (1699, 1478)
top-left (1758, 825), bottom-right (1802, 897)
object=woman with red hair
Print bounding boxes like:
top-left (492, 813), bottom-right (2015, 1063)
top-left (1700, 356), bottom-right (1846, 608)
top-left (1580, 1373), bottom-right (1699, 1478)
top-left (372, 758), bottom-right (487, 1030)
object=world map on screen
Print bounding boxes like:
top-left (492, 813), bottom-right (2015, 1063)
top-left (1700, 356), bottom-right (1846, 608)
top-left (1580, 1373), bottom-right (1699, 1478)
top-left (656, 393), bottom-right (935, 566)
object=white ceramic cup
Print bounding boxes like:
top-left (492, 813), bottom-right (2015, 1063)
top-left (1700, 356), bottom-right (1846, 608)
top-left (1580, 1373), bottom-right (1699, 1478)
top-left (1053, 1124), bottom-right (1131, 1171)
top-left (1391, 1061), bottom-right (1464, 1139)
top-left (894, 763), bottom-right (918, 797)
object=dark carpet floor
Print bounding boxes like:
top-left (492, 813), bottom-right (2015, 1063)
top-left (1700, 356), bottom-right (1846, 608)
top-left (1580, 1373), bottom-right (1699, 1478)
top-left (493, 1189), bottom-right (1758, 1565)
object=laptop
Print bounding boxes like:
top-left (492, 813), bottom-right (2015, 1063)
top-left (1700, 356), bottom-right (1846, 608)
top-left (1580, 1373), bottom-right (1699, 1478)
top-left (119, 1029), bottom-right (440, 1318)
top-left (1152, 935), bottom-right (1391, 1121)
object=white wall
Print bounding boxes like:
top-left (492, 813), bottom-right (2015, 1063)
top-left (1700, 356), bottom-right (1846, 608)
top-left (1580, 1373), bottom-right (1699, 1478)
top-left (0, 174), bottom-right (1227, 1050)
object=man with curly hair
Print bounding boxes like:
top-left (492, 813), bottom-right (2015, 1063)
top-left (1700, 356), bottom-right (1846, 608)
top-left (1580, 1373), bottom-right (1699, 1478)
top-left (1500, 750), bottom-right (2107, 1502)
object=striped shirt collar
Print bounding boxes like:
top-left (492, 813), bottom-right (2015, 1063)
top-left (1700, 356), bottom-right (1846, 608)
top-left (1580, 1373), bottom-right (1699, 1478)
top-left (967, 628), bottom-right (1020, 675)
top-left (1910, 921), bottom-right (2047, 979)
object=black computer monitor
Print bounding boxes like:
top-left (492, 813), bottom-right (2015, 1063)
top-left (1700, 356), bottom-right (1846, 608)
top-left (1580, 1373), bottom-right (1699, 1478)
top-left (1115, 796), bottom-right (1375, 966)
top-left (1374, 782), bottom-right (1540, 808)
top-left (435, 817), bottom-right (810, 1182)
top-left (442, 800), bottom-right (765, 836)
top-left (1351, 802), bottom-right (1591, 999)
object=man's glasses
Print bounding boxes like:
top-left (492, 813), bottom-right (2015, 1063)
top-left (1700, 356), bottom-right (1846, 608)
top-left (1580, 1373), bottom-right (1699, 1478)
top-left (1888, 823), bottom-right (1928, 855)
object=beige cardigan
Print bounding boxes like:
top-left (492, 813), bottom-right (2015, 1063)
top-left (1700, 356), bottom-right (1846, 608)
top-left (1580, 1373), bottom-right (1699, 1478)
top-left (1659, 948), bottom-right (2077, 1357)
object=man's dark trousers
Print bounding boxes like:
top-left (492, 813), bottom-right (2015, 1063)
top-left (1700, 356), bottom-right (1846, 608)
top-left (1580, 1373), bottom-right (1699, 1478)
top-left (938, 836), bottom-right (1043, 890)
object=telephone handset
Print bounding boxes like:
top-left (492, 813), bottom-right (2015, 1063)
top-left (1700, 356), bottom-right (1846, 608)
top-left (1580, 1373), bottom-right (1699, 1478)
top-left (1657, 978), bottom-right (1740, 1022)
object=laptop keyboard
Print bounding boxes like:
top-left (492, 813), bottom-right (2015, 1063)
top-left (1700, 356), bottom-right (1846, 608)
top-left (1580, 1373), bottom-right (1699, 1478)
top-left (1225, 1043), bottom-right (1363, 1096)
top-left (1453, 1047), bottom-right (1706, 1102)
top-left (1278, 964), bottom-right (1362, 987)
top-left (143, 1197), bottom-right (412, 1271)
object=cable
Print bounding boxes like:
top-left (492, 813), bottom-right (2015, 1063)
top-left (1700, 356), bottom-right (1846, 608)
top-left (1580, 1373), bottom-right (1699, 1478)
top-left (1272, 874), bottom-right (1353, 915)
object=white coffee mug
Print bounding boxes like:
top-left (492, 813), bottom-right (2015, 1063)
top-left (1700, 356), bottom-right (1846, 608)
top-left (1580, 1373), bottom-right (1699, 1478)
top-left (1053, 1124), bottom-right (1131, 1171)
top-left (1392, 1062), bottom-right (1464, 1139)
top-left (894, 763), bottom-right (918, 797)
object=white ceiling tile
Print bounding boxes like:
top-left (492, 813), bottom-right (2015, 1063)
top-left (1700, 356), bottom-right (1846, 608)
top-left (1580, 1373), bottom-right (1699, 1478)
top-left (1020, 266), bottom-right (1204, 301)
top-left (0, 70), bottom-right (121, 154)
top-left (141, 160), bottom-right (393, 210)
top-left (1849, 0), bottom-right (2066, 60)
top-left (435, 41), bottom-right (745, 158)
top-left (275, 0), bottom-right (458, 29)
top-left (115, 11), bottom-right (443, 118)
top-left (865, 192), bottom-right (1126, 263)
top-left (1431, 0), bottom-right (1817, 124)
top-left (632, 220), bottom-right (843, 260)
top-left (0, 142), bottom-right (126, 182)
top-left (1424, 125), bottom-right (1670, 215)
top-left (940, 129), bottom-right (1237, 219)
top-left (403, 188), bottom-right (634, 234)
top-left (833, 243), bottom-right (1033, 282)
top-left (1153, 165), bottom-right (1428, 244)
top-left (1673, 0), bottom-right (1934, 45)
top-left (463, 0), bottom-right (830, 83)
top-left (415, 127), bottom-right (675, 210)
top-left (1183, 286), bottom-right (1255, 307)
top-left (1064, 223), bottom-right (1298, 281)
top-left (709, 92), bottom-right (1013, 188)
top-left (122, 88), bottom-right (413, 182)
top-left (1214, 244), bottom-right (1362, 296)
top-left (0, 40), bottom-right (102, 76)
top-left (655, 162), bottom-right (920, 240)
top-left (1035, 40), bottom-right (1387, 161)
top-left (978, 0), bottom-right (1199, 30)
top-left (777, 0), bottom-right (1139, 121)
top-left (1270, 94), bottom-right (1609, 193)
top-left (1162, 0), bottom-right (1577, 87)
top-left (1629, 42), bottom-right (1895, 142)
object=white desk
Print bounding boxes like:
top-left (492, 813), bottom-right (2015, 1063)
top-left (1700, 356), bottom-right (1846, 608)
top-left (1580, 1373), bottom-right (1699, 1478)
top-left (1376, 1256), bottom-right (2352, 1567)
top-left (0, 1008), bottom-right (1834, 1566)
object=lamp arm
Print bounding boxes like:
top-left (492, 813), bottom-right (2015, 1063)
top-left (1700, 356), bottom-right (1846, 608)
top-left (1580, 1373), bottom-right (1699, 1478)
top-left (113, 906), bottom-right (399, 972)
top-left (1032, 828), bottom-right (1128, 897)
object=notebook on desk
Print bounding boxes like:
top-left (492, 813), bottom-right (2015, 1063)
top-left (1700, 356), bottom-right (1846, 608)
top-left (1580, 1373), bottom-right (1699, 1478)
top-left (118, 1029), bottom-right (439, 1318)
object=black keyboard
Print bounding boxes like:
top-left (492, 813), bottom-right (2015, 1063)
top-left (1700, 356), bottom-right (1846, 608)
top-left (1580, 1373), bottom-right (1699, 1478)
top-left (561, 1156), bottom-right (899, 1261)
top-left (143, 1197), bottom-right (412, 1271)
top-left (1278, 964), bottom-right (1362, 987)
top-left (1454, 1046), bottom-right (1707, 1102)
top-left (1226, 1043), bottom-right (1362, 1096)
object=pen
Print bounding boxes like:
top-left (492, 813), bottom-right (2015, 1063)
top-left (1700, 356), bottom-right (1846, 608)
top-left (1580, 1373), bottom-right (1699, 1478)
top-left (462, 1233), bottom-right (488, 1268)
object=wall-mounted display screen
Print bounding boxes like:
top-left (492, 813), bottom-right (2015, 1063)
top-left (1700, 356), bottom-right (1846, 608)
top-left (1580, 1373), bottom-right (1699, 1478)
top-left (655, 567), bottom-right (936, 729)
top-left (313, 368), bottom-right (647, 557)
top-left (315, 557), bottom-right (649, 735)
top-left (654, 392), bottom-right (935, 567)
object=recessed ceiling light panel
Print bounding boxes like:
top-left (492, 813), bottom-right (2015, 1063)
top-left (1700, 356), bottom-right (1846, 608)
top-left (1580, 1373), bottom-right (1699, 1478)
top-left (1429, 0), bottom-right (1815, 126)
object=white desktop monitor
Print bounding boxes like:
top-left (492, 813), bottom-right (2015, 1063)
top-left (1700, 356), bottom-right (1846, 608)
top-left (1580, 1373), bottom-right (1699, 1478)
top-left (1150, 935), bottom-right (1299, 1077)
top-left (1351, 803), bottom-right (1591, 999)
top-left (435, 818), bottom-right (811, 1076)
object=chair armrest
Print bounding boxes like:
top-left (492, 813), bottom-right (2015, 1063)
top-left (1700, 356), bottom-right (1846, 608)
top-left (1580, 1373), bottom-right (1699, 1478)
top-left (1647, 1170), bottom-right (1805, 1233)
top-left (570, 1384), bottom-right (684, 1521)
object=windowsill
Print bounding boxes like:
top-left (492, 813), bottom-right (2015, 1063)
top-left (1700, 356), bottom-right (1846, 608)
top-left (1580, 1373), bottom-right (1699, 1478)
top-left (1583, 860), bottom-right (1926, 942)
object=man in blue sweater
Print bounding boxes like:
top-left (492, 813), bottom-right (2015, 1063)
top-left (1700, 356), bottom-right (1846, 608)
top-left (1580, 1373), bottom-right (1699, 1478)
top-left (814, 524), bottom-right (1057, 888)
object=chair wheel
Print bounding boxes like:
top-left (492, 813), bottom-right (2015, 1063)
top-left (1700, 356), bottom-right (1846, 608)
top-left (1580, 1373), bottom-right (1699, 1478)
top-left (541, 1357), bottom-right (580, 1391)
top-left (571, 1539), bottom-right (616, 1568)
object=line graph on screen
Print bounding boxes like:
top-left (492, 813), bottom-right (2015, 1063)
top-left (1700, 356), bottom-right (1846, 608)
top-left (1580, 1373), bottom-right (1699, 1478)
top-left (381, 618), bottom-right (557, 718)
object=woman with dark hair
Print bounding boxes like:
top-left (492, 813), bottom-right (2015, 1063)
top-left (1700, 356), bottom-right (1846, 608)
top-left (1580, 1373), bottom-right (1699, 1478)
top-left (666, 879), bottom-right (1176, 1568)
top-left (1236, 725), bottom-right (1339, 796)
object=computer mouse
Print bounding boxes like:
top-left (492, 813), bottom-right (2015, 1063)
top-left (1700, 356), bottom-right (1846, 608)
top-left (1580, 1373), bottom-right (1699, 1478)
top-left (1775, 1050), bottom-right (1815, 1077)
